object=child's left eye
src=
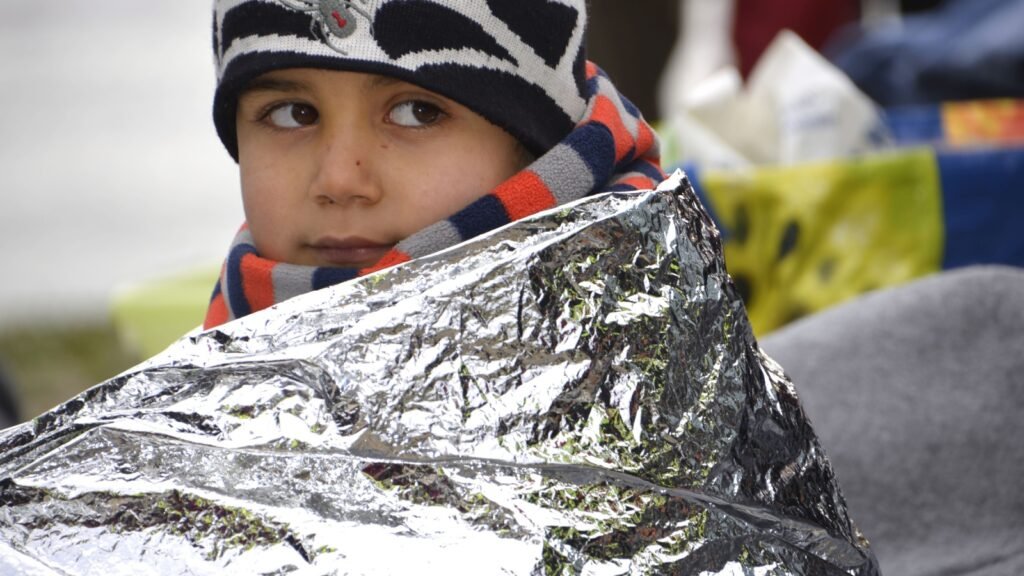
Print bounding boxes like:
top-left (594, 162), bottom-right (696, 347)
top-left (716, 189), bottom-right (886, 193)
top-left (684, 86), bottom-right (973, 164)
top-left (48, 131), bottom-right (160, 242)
top-left (388, 101), bottom-right (444, 127)
top-left (266, 102), bottom-right (319, 128)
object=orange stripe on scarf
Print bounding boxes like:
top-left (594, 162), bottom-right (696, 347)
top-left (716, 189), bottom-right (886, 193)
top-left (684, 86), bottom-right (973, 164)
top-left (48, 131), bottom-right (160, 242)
top-left (204, 293), bottom-right (229, 330)
top-left (361, 250), bottom-right (411, 274)
top-left (494, 171), bottom-right (557, 221)
top-left (241, 253), bottom-right (276, 312)
top-left (590, 95), bottom-right (633, 163)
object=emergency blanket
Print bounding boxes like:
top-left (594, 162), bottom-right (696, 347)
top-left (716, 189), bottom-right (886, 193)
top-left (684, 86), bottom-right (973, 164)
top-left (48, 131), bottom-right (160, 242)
top-left (0, 173), bottom-right (878, 575)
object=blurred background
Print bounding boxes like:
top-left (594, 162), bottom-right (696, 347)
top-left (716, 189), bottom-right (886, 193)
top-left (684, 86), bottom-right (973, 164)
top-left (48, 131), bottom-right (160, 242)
top-left (591, 0), bottom-right (1023, 333)
top-left (1, 0), bottom-right (1022, 426)
top-left (0, 1), bottom-right (240, 422)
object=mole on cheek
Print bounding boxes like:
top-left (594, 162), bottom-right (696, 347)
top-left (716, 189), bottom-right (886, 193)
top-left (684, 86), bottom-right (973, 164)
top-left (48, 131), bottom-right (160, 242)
top-left (356, 160), bottom-right (361, 166)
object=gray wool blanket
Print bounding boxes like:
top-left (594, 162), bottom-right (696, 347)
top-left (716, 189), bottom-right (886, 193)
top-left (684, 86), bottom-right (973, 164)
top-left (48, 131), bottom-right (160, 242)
top-left (761, 266), bottom-right (1024, 576)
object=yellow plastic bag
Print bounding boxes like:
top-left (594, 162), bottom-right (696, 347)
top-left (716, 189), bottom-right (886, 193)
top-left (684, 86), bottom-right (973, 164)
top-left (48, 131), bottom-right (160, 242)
top-left (701, 147), bottom-right (944, 334)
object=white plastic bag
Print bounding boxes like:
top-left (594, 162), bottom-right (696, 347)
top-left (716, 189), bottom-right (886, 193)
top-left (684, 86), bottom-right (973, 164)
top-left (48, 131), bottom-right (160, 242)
top-left (660, 30), bottom-right (891, 168)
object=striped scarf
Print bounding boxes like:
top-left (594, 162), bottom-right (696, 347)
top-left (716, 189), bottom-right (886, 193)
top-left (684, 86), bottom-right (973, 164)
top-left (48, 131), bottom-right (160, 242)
top-left (204, 63), bottom-right (664, 329)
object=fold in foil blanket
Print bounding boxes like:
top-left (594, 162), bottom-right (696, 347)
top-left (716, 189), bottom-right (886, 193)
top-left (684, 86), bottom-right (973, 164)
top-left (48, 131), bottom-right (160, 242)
top-left (0, 172), bottom-right (878, 575)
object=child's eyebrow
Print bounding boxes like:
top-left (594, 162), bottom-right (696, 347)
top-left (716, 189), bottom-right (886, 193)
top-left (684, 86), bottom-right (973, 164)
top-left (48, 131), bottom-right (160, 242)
top-left (367, 75), bottom-right (403, 89)
top-left (240, 76), bottom-right (307, 96)
top-left (240, 74), bottom-right (405, 97)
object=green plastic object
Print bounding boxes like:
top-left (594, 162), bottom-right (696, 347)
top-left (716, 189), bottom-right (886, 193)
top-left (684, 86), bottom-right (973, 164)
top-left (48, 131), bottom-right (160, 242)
top-left (111, 268), bottom-right (219, 359)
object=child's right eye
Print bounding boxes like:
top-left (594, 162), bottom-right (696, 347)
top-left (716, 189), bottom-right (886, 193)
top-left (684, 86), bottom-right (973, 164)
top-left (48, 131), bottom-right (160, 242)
top-left (265, 103), bottom-right (319, 128)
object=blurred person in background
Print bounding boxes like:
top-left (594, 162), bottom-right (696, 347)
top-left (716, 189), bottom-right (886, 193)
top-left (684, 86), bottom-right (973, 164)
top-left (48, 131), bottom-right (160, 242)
top-left (827, 0), bottom-right (1024, 106)
top-left (0, 366), bottom-right (18, 429)
top-left (587, 0), bottom-right (949, 122)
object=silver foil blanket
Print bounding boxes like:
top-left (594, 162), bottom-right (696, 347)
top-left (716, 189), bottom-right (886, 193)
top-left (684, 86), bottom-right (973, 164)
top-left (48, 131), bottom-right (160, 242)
top-left (0, 172), bottom-right (878, 575)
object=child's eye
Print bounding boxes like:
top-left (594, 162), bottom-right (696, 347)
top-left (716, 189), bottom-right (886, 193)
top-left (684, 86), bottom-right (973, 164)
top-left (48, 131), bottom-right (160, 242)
top-left (265, 103), bottom-right (319, 128)
top-left (388, 100), bottom-right (444, 128)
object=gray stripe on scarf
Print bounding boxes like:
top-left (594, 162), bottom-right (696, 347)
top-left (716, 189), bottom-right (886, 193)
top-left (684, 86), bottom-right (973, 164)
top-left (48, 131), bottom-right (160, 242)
top-left (397, 219), bottom-right (463, 259)
top-left (532, 143), bottom-right (595, 205)
top-left (232, 228), bottom-right (256, 250)
top-left (595, 75), bottom-right (641, 138)
top-left (220, 228), bottom-right (259, 321)
top-left (273, 263), bottom-right (316, 303)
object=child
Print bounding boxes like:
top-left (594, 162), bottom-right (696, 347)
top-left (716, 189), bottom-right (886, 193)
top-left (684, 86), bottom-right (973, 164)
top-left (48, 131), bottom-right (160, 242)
top-left (204, 0), bottom-right (664, 328)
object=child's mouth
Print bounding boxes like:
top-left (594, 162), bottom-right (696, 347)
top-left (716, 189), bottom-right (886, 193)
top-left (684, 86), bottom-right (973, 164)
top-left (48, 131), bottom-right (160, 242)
top-left (308, 237), bottom-right (394, 268)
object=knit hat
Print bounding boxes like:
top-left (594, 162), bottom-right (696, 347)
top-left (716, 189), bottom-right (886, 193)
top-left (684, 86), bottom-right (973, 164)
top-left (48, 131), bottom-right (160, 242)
top-left (212, 0), bottom-right (590, 160)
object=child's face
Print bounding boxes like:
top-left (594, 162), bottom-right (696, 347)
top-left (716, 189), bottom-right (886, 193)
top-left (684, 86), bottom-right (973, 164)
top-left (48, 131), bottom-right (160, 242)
top-left (235, 68), bottom-right (527, 268)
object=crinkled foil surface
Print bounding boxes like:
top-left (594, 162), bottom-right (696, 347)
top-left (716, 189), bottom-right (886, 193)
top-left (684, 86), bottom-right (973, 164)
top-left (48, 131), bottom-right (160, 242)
top-left (0, 172), bottom-right (878, 575)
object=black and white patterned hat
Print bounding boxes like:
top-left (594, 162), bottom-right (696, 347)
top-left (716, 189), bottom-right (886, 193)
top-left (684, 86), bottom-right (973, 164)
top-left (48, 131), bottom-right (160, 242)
top-left (213, 0), bottom-right (589, 160)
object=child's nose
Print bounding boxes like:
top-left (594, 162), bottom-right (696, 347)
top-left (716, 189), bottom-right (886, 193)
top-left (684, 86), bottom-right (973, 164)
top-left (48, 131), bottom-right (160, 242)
top-left (309, 132), bottom-right (382, 207)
